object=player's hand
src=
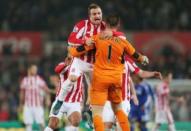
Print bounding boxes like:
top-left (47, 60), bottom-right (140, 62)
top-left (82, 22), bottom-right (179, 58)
top-left (153, 71), bottom-right (163, 80)
top-left (132, 95), bottom-right (139, 105)
top-left (85, 38), bottom-right (95, 46)
top-left (64, 56), bottom-right (72, 66)
top-left (140, 55), bottom-right (149, 65)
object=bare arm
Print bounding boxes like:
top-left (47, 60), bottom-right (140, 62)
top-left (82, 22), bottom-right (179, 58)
top-left (43, 85), bottom-right (56, 94)
top-left (138, 70), bottom-right (162, 80)
top-left (129, 77), bottom-right (139, 105)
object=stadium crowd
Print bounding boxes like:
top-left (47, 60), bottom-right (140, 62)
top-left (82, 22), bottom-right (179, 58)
top-left (0, 0), bottom-right (190, 33)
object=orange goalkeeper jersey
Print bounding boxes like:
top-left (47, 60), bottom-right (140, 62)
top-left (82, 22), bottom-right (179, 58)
top-left (92, 34), bottom-right (135, 82)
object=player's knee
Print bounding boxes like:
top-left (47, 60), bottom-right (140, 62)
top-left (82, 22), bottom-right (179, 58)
top-left (104, 122), bottom-right (113, 129)
top-left (48, 117), bottom-right (59, 129)
top-left (68, 75), bottom-right (78, 82)
top-left (69, 112), bottom-right (81, 127)
top-left (111, 102), bottom-right (122, 113)
top-left (91, 105), bottom-right (103, 116)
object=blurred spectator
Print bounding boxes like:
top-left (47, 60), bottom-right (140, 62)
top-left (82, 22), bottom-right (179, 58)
top-left (0, 102), bottom-right (10, 121)
top-left (0, 0), bottom-right (190, 34)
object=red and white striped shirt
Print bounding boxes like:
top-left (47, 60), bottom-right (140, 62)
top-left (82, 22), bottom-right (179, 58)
top-left (68, 19), bottom-right (105, 63)
top-left (122, 57), bottom-right (140, 101)
top-left (55, 62), bottom-right (83, 103)
top-left (155, 82), bottom-right (170, 110)
top-left (20, 75), bottom-right (47, 107)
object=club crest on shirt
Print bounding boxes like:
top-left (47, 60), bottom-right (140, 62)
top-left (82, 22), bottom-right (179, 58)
top-left (73, 26), bottom-right (78, 32)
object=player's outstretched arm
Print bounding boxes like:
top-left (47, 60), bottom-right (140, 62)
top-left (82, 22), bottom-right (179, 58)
top-left (68, 44), bottom-right (94, 57)
top-left (123, 39), bottom-right (149, 65)
top-left (138, 70), bottom-right (162, 80)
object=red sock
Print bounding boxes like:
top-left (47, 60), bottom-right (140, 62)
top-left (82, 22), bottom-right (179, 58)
top-left (115, 109), bottom-right (130, 131)
top-left (93, 115), bottom-right (104, 131)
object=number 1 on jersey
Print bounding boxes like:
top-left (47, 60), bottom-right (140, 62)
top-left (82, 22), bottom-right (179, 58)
top-left (107, 45), bottom-right (112, 62)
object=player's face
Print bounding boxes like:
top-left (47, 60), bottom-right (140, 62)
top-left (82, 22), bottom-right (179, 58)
top-left (89, 8), bottom-right (102, 25)
top-left (30, 65), bottom-right (38, 75)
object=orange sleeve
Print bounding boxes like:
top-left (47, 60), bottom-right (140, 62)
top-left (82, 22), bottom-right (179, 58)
top-left (68, 47), bottom-right (86, 57)
top-left (68, 45), bottom-right (94, 57)
top-left (123, 40), bottom-right (136, 56)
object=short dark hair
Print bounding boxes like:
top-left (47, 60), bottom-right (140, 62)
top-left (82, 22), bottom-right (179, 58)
top-left (162, 70), bottom-right (172, 78)
top-left (27, 63), bottom-right (37, 69)
top-left (106, 14), bottom-right (120, 27)
top-left (88, 3), bottom-right (101, 14)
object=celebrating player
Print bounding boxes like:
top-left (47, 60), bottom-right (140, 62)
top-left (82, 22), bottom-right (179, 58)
top-left (44, 58), bottom-right (83, 131)
top-left (86, 14), bottom-right (149, 131)
top-left (52, 3), bottom-right (106, 115)
top-left (103, 57), bottom-right (162, 130)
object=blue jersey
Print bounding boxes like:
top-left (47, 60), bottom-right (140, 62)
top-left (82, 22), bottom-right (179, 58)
top-left (142, 81), bottom-right (155, 121)
top-left (129, 81), bottom-right (153, 122)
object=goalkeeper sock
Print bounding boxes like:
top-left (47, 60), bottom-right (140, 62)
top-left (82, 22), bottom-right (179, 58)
top-left (93, 115), bottom-right (104, 131)
top-left (115, 109), bottom-right (130, 131)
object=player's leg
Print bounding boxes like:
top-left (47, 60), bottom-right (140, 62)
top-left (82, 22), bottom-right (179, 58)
top-left (139, 107), bottom-right (149, 131)
top-left (109, 85), bottom-right (130, 131)
top-left (152, 123), bottom-right (161, 131)
top-left (115, 100), bottom-right (131, 131)
top-left (166, 110), bottom-right (176, 131)
top-left (111, 102), bottom-right (130, 131)
top-left (90, 81), bottom-right (108, 131)
top-left (23, 106), bottom-right (33, 131)
top-left (34, 106), bottom-right (45, 131)
top-left (53, 58), bottom-right (87, 115)
top-left (65, 102), bottom-right (81, 131)
top-left (44, 100), bottom-right (65, 131)
top-left (152, 110), bottom-right (164, 131)
top-left (102, 101), bottom-right (116, 130)
top-left (139, 121), bottom-right (148, 131)
top-left (44, 117), bottom-right (59, 131)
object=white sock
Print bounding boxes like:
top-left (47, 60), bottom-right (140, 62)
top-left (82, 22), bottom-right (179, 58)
top-left (65, 125), bottom-right (78, 131)
top-left (57, 79), bottom-right (75, 100)
top-left (44, 126), bottom-right (53, 131)
top-left (26, 125), bottom-right (32, 131)
top-left (169, 124), bottom-right (176, 131)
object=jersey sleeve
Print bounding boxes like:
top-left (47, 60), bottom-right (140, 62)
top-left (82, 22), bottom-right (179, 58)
top-left (125, 57), bottom-right (140, 74)
top-left (38, 77), bottom-right (48, 89)
top-left (68, 45), bottom-right (94, 57)
top-left (68, 20), bottom-right (86, 46)
top-left (123, 39), bottom-right (136, 56)
top-left (54, 62), bottom-right (66, 74)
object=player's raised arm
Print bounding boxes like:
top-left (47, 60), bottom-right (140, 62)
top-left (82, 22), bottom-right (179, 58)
top-left (68, 44), bottom-right (94, 57)
top-left (123, 39), bottom-right (149, 65)
top-left (138, 70), bottom-right (162, 80)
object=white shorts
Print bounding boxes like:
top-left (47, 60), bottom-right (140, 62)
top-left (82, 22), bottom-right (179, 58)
top-left (102, 100), bottom-right (130, 122)
top-left (155, 109), bottom-right (174, 124)
top-left (23, 105), bottom-right (44, 125)
top-left (69, 58), bottom-right (93, 87)
top-left (49, 100), bottom-right (81, 119)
